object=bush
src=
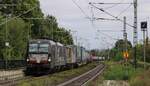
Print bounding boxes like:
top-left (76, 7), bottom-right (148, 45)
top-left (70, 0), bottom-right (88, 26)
top-left (113, 52), bottom-right (123, 61)
top-left (104, 62), bottom-right (142, 80)
top-left (104, 65), bottom-right (127, 80)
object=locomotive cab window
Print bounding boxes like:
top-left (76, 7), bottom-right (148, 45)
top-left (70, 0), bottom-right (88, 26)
top-left (29, 43), bottom-right (38, 53)
top-left (39, 44), bottom-right (49, 53)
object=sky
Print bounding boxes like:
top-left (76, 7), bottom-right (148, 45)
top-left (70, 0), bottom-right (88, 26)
top-left (40, 0), bottom-right (150, 50)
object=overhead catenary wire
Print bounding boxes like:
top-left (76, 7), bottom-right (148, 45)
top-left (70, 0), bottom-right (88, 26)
top-left (0, 3), bottom-right (33, 25)
top-left (91, 20), bottom-right (119, 48)
top-left (97, 30), bottom-right (122, 32)
top-left (0, 5), bottom-right (38, 26)
top-left (91, 2), bottom-right (133, 5)
top-left (71, 0), bottom-right (90, 19)
top-left (97, 30), bottom-right (120, 41)
top-left (90, 9), bottom-right (120, 41)
top-left (101, 38), bottom-right (114, 47)
top-left (89, 3), bottom-right (134, 28)
top-left (97, 0), bottom-right (125, 10)
top-left (0, 4), bottom-right (30, 6)
top-left (89, 2), bottom-right (119, 21)
top-left (116, 4), bottom-right (132, 17)
top-left (71, 0), bottom-right (122, 48)
top-left (95, 36), bottom-right (115, 47)
top-left (104, 4), bottom-right (119, 10)
top-left (0, 4), bottom-right (18, 6)
top-left (93, 17), bottom-right (118, 21)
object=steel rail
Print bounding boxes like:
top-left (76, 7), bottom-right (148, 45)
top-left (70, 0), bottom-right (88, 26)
top-left (57, 64), bottom-right (105, 86)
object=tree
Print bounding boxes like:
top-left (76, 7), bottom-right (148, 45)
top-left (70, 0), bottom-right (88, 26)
top-left (41, 15), bottom-right (73, 45)
top-left (0, 0), bottom-right (74, 60)
top-left (115, 39), bottom-right (132, 52)
top-left (0, 18), bottom-right (29, 60)
top-left (134, 43), bottom-right (150, 62)
top-left (107, 39), bottom-right (132, 61)
top-left (0, 0), bottom-right (44, 38)
top-left (0, 14), bottom-right (5, 59)
top-left (0, 0), bottom-right (43, 18)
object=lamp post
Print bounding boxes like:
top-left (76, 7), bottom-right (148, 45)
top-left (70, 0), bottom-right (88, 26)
top-left (5, 14), bottom-right (11, 69)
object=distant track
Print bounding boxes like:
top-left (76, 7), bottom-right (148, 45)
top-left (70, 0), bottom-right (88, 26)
top-left (0, 76), bottom-right (28, 86)
top-left (57, 64), bottom-right (105, 86)
top-left (0, 72), bottom-right (54, 86)
top-left (0, 73), bottom-right (51, 86)
top-left (0, 68), bottom-right (25, 86)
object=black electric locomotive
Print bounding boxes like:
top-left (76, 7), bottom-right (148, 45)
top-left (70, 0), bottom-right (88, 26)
top-left (25, 39), bottom-right (91, 75)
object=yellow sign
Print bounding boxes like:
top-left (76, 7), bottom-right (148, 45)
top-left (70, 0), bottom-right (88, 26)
top-left (123, 51), bottom-right (129, 59)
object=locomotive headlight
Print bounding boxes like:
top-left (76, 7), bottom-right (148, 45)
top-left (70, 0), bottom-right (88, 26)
top-left (27, 59), bottom-right (29, 62)
top-left (48, 58), bottom-right (51, 62)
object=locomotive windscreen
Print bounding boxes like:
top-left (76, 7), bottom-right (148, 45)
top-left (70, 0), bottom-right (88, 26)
top-left (39, 44), bottom-right (49, 53)
top-left (29, 43), bottom-right (49, 54)
top-left (29, 43), bottom-right (38, 53)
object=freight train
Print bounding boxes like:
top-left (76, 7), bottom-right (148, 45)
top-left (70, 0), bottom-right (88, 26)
top-left (25, 39), bottom-right (91, 74)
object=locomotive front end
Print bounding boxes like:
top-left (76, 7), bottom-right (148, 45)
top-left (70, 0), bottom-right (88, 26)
top-left (26, 40), bottom-right (51, 74)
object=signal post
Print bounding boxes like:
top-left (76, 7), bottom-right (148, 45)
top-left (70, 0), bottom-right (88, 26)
top-left (141, 21), bottom-right (147, 69)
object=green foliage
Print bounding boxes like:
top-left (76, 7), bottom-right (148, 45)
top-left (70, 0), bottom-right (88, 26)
top-left (0, 0), bottom-right (73, 60)
top-left (136, 44), bottom-right (143, 61)
top-left (0, 18), bottom-right (29, 60)
top-left (113, 52), bottom-right (123, 61)
top-left (92, 39), bottom-right (133, 61)
top-left (0, 0), bottom-right (43, 18)
top-left (146, 45), bottom-right (150, 62)
top-left (115, 39), bottom-right (132, 52)
top-left (40, 15), bottom-right (73, 45)
top-left (129, 43), bottom-right (150, 62)
top-left (108, 39), bottom-right (132, 61)
top-left (0, 15), bottom-right (5, 59)
top-left (104, 61), bottom-right (143, 80)
top-left (130, 69), bottom-right (150, 86)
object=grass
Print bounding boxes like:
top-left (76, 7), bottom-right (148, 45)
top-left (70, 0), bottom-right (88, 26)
top-left (102, 61), bottom-right (150, 86)
top-left (103, 61), bottom-right (143, 80)
top-left (17, 62), bottom-right (99, 86)
top-left (87, 61), bottom-right (144, 86)
top-left (129, 61), bottom-right (150, 86)
top-left (130, 68), bottom-right (150, 86)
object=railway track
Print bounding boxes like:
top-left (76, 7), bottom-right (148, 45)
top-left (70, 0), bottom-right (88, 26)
top-left (0, 63), bottom-right (105, 86)
top-left (0, 73), bottom-right (50, 86)
top-left (57, 64), bottom-right (105, 86)
top-left (0, 72), bottom-right (55, 86)
top-left (0, 68), bottom-right (25, 86)
top-left (0, 73), bottom-right (28, 86)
